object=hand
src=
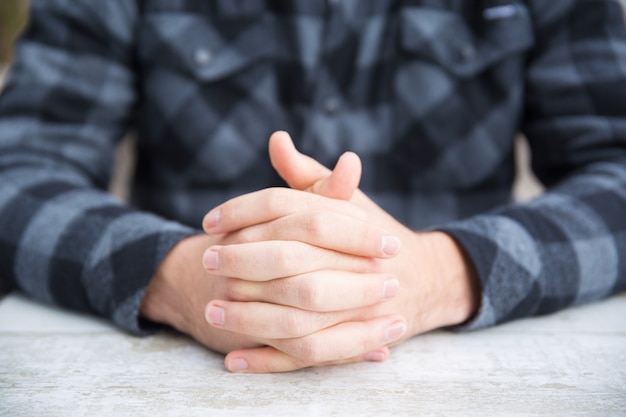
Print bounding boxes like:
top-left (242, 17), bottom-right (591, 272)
top-left (141, 233), bottom-right (262, 355)
top-left (203, 132), bottom-right (480, 372)
top-left (141, 135), bottom-right (406, 371)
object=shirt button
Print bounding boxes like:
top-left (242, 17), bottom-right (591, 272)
top-left (194, 48), bottom-right (212, 66)
top-left (324, 97), bottom-right (340, 115)
top-left (458, 44), bottom-right (476, 62)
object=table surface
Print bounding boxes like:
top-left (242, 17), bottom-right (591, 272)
top-left (1, 292), bottom-right (625, 417)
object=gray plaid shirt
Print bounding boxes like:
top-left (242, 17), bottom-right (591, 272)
top-left (1, 0), bottom-right (625, 334)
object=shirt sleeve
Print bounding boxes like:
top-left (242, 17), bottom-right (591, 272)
top-left (0, 0), bottom-right (197, 334)
top-left (440, 0), bottom-right (626, 330)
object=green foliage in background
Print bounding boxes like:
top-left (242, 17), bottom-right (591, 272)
top-left (0, 0), bottom-right (29, 63)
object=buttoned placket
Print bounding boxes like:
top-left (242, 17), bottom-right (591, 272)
top-left (315, 0), bottom-right (342, 117)
top-left (193, 47), bottom-right (212, 66)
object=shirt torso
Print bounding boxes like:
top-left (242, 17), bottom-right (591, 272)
top-left (133, 0), bottom-right (535, 228)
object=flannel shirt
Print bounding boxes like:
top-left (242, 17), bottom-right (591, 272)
top-left (0, 0), bottom-right (625, 334)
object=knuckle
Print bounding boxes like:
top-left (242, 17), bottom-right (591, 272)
top-left (363, 227), bottom-right (384, 252)
top-left (265, 188), bottom-right (291, 214)
top-left (219, 247), bottom-right (245, 277)
top-left (272, 247), bottom-right (297, 275)
top-left (358, 256), bottom-right (379, 273)
top-left (268, 278), bottom-right (291, 301)
top-left (301, 212), bottom-right (327, 241)
top-left (232, 228), bottom-right (256, 244)
top-left (224, 278), bottom-right (247, 301)
top-left (296, 280), bottom-right (323, 310)
top-left (283, 309), bottom-right (306, 336)
top-left (297, 337), bottom-right (325, 363)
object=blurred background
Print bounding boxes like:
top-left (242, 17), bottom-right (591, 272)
top-left (0, 0), bottom-right (28, 66)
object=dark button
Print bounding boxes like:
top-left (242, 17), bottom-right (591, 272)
top-left (324, 96), bottom-right (340, 115)
top-left (194, 48), bottom-right (212, 66)
top-left (458, 44), bottom-right (476, 62)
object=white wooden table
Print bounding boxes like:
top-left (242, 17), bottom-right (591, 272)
top-left (1, 292), bottom-right (625, 417)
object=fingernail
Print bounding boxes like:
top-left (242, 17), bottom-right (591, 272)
top-left (385, 321), bottom-right (406, 343)
top-left (365, 350), bottom-right (387, 362)
top-left (227, 357), bottom-right (248, 372)
top-left (382, 278), bottom-right (399, 299)
top-left (203, 249), bottom-right (218, 270)
top-left (381, 236), bottom-right (401, 256)
top-left (203, 208), bottom-right (220, 231)
top-left (206, 305), bottom-right (225, 326)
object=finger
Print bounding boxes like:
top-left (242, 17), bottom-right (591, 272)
top-left (232, 211), bottom-right (401, 258)
top-left (309, 151), bottom-right (362, 200)
top-left (268, 131), bottom-right (330, 191)
top-left (203, 241), bottom-right (378, 281)
top-left (266, 316), bottom-right (406, 365)
top-left (223, 346), bottom-right (391, 373)
top-left (269, 130), bottom-right (362, 200)
top-left (205, 300), bottom-right (350, 339)
top-left (222, 272), bottom-right (399, 312)
top-left (202, 187), bottom-right (368, 234)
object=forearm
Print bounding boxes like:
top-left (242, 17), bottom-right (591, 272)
top-left (436, 0), bottom-right (626, 330)
top-left (0, 165), bottom-right (196, 332)
top-left (440, 160), bottom-right (626, 330)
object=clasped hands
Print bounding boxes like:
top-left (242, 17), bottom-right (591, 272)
top-left (141, 131), bottom-right (479, 373)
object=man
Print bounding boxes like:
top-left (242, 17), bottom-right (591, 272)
top-left (0, 0), bottom-right (625, 373)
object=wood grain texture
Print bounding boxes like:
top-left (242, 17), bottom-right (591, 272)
top-left (1, 293), bottom-right (625, 417)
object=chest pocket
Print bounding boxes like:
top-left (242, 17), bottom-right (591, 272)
top-left (139, 11), bottom-right (274, 83)
top-left (390, 4), bottom-right (535, 189)
top-left (400, 4), bottom-right (535, 78)
top-left (136, 5), bottom-right (281, 186)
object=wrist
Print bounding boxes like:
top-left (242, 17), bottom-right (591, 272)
top-left (140, 234), bottom-right (214, 334)
top-left (420, 231), bottom-right (481, 328)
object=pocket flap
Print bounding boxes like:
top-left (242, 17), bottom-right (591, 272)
top-left (141, 13), bottom-right (274, 82)
top-left (400, 5), bottom-right (534, 77)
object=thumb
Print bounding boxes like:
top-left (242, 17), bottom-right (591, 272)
top-left (268, 131), bottom-right (362, 201)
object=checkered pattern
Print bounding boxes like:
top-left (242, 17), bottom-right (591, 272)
top-left (0, 0), bottom-right (625, 334)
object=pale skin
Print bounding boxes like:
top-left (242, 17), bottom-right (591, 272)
top-left (140, 131), bottom-right (480, 373)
